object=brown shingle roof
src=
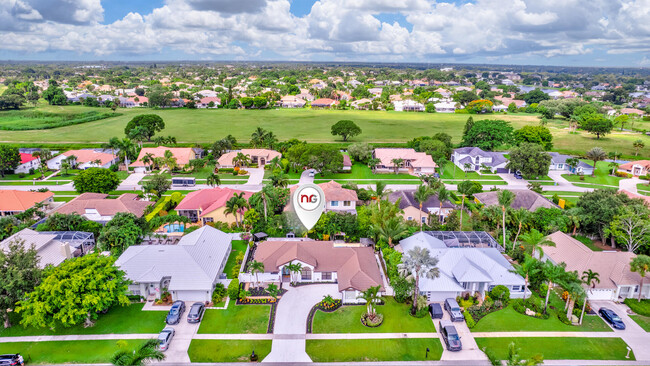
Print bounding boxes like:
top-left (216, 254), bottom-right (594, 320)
top-left (55, 193), bottom-right (152, 217)
top-left (474, 190), bottom-right (557, 211)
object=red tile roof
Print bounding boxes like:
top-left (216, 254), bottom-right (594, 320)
top-left (20, 153), bottom-right (38, 164)
top-left (0, 190), bottom-right (53, 212)
top-left (55, 193), bottom-right (152, 217)
top-left (176, 187), bottom-right (253, 217)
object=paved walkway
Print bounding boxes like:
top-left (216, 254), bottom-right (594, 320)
top-left (118, 171), bottom-right (146, 188)
top-left (619, 177), bottom-right (641, 194)
top-left (246, 168), bottom-right (265, 185)
top-left (263, 284), bottom-right (340, 363)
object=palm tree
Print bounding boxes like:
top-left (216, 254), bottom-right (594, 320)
top-left (163, 150), bottom-right (177, 171)
top-left (509, 208), bottom-right (530, 249)
top-left (110, 339), bottom-right (165, 366)
top-left (256, 184), bottom-right (275, 220)
top-left (249, 260), bottom-right (265, 288)
top-left (564, 280), bottom-right (585, 320)
top-left (373, 216), bottom-right (408, 247)
top-left (413, 185), bottom-right (433, 230)
top-left (609, 161), bottom-right (619, 176)
top-left (225, 195), bottom-right (246, 227)
top-left (565, 207), bottom-right (581, 236)
top-left (373, 181), bottom-right (390, 209)
top-left (285, 261), bottom-right (302, 282)
top-left (102, 137), bottom-right (121, 158)
top-left (357, 285), bottom-right (382, 321)
top-left (463, 162), bottom-right (472, 177)
top-left (436, 186), bottom-right (452, 224)
top-left (585, 147), bottom-right (606, 177)
top-left (509, 255), bottom-right (539, 301)
top-left (519, 229), bottom-right (555, 258)
top-left (206, 173), bottom-right (221, 187)
top-left (391, 158), bottom-right (403, 174)
top-left (267, 156), bottom-right (283, 173)
top-left (630, 255), bottom-right (650, 302)
top-left (141, 152), bottom-right (155, 170)
top-left (497, 189), bottom-right (515, 248)
top-left (61, 161), bottom-right (71, 176)
top-left (398, 246), bottom-right (440, 314)
top-left (264, 131), bottom-right (278, 149)
top-left (542, 261), bottom-right (567, 313)
top-left (233, 152), bottom-right (251, 168)
top-left (581, 269), bottom-right (600, 293)
top-left (368, 158), bottom-right (380, 172)
top-left (633, 139), bottom-right (645, 156)
top-left (269, 173), bottom-right (289, 188)
top-left (250, 127), bottom-right (268, 147)
top-left (118, 138), bottom-right (136, 166)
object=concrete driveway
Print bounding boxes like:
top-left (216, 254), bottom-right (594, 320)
top-left (432, 304), bottom-right (488, 362)
top-left (263, 284), bottom-right (340, 363)
top-left (298, 169), bottom-right (315, 185)
top-left (497, 172), bottom-right (528, 188)
top-left (590, 300), bottom-right (650, 361)
top-left (619, 177), bottom-right (642, 194)
top-left (159, 302), bottom-right (201, 364)
top-left (246, 168), bottom-right (265, 185)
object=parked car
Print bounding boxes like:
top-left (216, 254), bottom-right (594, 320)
top-left (439, 320), bottom-right (462, 351)
top-left (428, 303), bottom-right (443, 319)
top-left (513, 171), bottom-right (523, 179)
top-left (166, 301), bottom-right (186, 325)
top-left (0, 354), bottom-right (24, 366)
top-left (187, 302), bottom-right (205, 323)
top-left (158, 327), bottom-right (175, 351)
top-left (599, 308), bottom-right (626, 330)
top-left (444, 298), bottom-right (464, 322)
top-left (308, 169), bottom-right (315, 177)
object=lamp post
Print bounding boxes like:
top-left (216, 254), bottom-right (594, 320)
top-left (425, 347), bottom-right (430, 359)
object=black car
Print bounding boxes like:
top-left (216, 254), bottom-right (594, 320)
top-left (187, 302), bottom-right (205, 323)
top-left (599, 307), bottom-right (626, 330)
top-left (428, 303), bottom-right (443, 319)
top-left (166, 301), bottom-right (186, 325)
top-left (0, 354), bottom-right (24, 366)
top-left (439, 320), bottom-right (462, 351)
top-left (513, 171), bottom-right (523, 179)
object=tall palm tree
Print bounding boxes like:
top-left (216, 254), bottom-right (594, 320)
top-left (373, 181), bottom-right (390, 209)
top-left (630, 255), bottom-right (650, 302)
top-left (436, 186), bottom-right (452, 224)
top-left (565, 207), bottom-right (581, 236)
top-left (206, 173), bottom-right (221, 187)
top-left (581, 269), bottom-right (600, 293)
top-left (225, 196), bottom-right (244, 227)
top-left (118, 138), bottom-right (137, 166)
top-left (264, 131), bottom-right (278, 149)
top-left (368, 158), bottom-right (380, 172)
top-left (357, 285), bottom-right (382, 321)
top-left (250, 127), bottom-right (268, 147)
top-left (141, 152), bottom-right (155, 170)
top-left (564, 280), bottom-right (585, 320)
top-left (102, 137), bottom-right (121, 158)
top-left (497, 189), bottom-right (515, 248)
top-left (398, 246), bottom-right (440, 314)
top-left (585, 147), bottom-right (606, 177)
top-left (267, 156), bottom-right (283, 173)
top-left (519, 229), bottom-right (555, 258)
top-left (413, 185), bottom-right (433, 230)
top-left (509, 208), bottom-right (530, 249)
top-left (542, 261), bottom-right (567, 312)
top-left (633, 140), bottom-right (645, 156)
top-left (269, 173), bottom-right (289, 188)
top-left (249, 260), bottom-right (265, 288)
top-left (509, 255), bottom-right (539, 301)
top-left (110, 339), bottom-right (165, 366)
top-left (391, 158), bottom-right (404, 174)
top-left (609, 161), bottom-right (620, 176)
top-left (373, 216), bottom-right (408, 247)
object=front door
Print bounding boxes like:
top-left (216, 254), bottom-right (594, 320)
top-left (282, 267), bottom-right (290, 282)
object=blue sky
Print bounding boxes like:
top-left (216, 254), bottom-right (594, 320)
top-left (1, 0), bottom-right (649, 67)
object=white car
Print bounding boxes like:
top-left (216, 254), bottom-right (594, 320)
top-left (158, 327), bottom-right (175, 351)
top-left (308, 170), bottom-right (315, 177)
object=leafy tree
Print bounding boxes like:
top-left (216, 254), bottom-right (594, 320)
top-left (142, 173), bottom-right (171, 198)
top-left (462, 116), bottom-right (474, 136)
top-left (523, 89), bottom-right (550, 104)
top-left (633, 140), bottom-right (645, 156)
top-left (146, 87), bottom-right (173, 108)
top-left (124, 114), bottom-right (165, 142)
top-left (630, 255), bottom-right (650, 302)
top-left (466, 99), bottom-right (493, 114)
top-left (506, 143), bottom-right (552, 179)
top-left (605, 204), bottom-right (650, 253)
top-left (16, 253), bottom-right (130, 329)
top-left (452, 90), bottom-right (480, 105)
top-left (42, 85), bottom-right (66, 105)
top-left (398, 247), bottom-right (440, 314)
top-left (331, 120), bottom-right (362, 142)
top-left (98, 213), bottom-right (147, 256)
top-left (514, 126), bottom-right (553, 150)
top-left (347, 143), bottom-right (373, 163)
top-left (425, 103), bottom-right (435, 113)
top-left (461, 120), bottom-right (514, 150)
top-left (576, 189), bottom-right (633, 245)
top-left (0, 145), bottom-right (21, 177)
top-left (580, 114), bottom-right (613, 139)
top-left (73, 168), bottom-right (120, 194)
top-left (457, 180), bottom-right (483, 198)
top-left (585, 147), bottom-right (607, 177)
top-left (0, 239), bottom-right (42, 328)
top-left (111, 339), bottom-right (165, 366)
top-left (287, 144), bottom-right (343, 175)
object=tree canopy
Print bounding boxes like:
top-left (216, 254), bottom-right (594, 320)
top-left (73, 168), bottom-right (120, 194)
top-left (0, 145), bottom-right (21, 177)
top-left (0, 240), bottom-right (42, 328)
top-left (514, 126), bottom-right (553, 150)
top-left (331, 120), bottom-right (362, 142)
top-left (506, 143), bottom-right (552, 179)
top-left (124, 114), bottom-right (165, 141)
top-left (461, 120), bottom-right (514, 151)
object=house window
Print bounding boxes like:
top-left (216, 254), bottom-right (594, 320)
top-left (331, 201), bottom-right (339, 207)
top-left (488, 285), bottom-right (496, 291)
top-left (322, 272), bottom-right (332, 280)
top-left (421, 216), bottom-right (426, 223)
top-left (203, 217), bottom-right (214, 223)
top-left (557, 164), bottom-right (564, 169)
top-left (343, 201), bottom-right (351, 207)
top-left (511, 285), bottom-right (522, 292)
top-left (345, 290), bottom-right (356, 300)
top-left (132, 290), bottom-right (141, 296)
top-left (301, 267), bottom-right (312, 280)
top-left (407, 216), bottom-right (413, 221)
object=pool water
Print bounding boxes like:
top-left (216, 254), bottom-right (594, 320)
top-left (164, 224), bottom-right (185, 233)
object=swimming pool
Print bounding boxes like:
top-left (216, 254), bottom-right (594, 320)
top-left (164, 224), bottom-right (185, 233)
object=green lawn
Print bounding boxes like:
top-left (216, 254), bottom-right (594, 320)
top-left (307, 338), bottom-right (443, 362)
top-left (198, 302), bottom-right (270, 334)
top-left (476, 337), bottom-right (634, 361)
top-left (188, 340), bottom-right (272, 363)
top-left (562, 161), bottom-right (623, 189)
top-left (312, 297), bottom-right (436, 333)
top-left (440, 161), bottom-right (504, 181)
top-left (0, 339), bottom-right (143, 364)
top-left (572, 235), bottom-right (603, 252)
top-left (0, 170), bottom-right (55, 181)
top-left (471, 305), bottom-right (612, 332)
top-left (0, 304), bottom-right (167, 337)
top-left (624, 299), bottom-right (650, 316)
top-left (630, 315), bottom-right (650, 332)
top-left (0, 108), bottom-right (116, 131)
top-left (224, 240), bottom-right (248, 279)
top-left (290, 162), bottom-right (420, 182)
top-left (637, 183), bottom-right (650, 196)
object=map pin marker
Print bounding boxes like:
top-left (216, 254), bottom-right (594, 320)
top-left (292, 183), bottom-right (326, 230)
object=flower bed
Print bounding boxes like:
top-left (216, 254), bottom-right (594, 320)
top-left (306, 299), bottom-right (343, 333)
top-left (267, 302), bottom-right (277, 334)
top-left (361, 313), bottom-right (384, 328)
top-left (237, 297), bottom-right (277, 305)
top-left (248, 286), bottom-right (287, 297)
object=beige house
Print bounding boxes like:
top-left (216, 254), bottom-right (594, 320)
top-left (474, 190), bottom-right (558, 211)
top-left (618, 160), bottom-right (650, 177)
top-left (176, 187), bottom-right (253, 225)
top-left (287, 181), bottom-right (358, 214)
top-left (372, 148), bottom-right (437, 175)
top-left (280, 95), bottom-right (306, 108)
top-left (217, 149), bottom-right (281, 168)
top-left (388, 190), bottom-right (456, 224)
top-left (0, 190), bottom-right (54, 216)
top-left (130, 147), bottom-right (199, 173)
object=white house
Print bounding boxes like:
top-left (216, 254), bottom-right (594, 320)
top-left (116, 226), bottom-right (232, 302)
top-left (14, 153), bottom-right (40, 174)
top-left (280, 95), bottom-right (306, 108)
top-left (452, 147), bottom-right (509, 173)
top-left (394, 100), bottom-right (424, 112)
top-left (47, 149), bottom-right (117, 170)
top-left (434, 101), bottom-right (456, 113)
top-left (548, 152), bottom-right (594, 175)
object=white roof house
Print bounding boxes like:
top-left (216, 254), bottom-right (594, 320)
top-left (115, 226), bottom-right (232, 302)
top-left (398, 232), bottom-right (526, 301)
top-left (0, 228), bottom-right (78, 268)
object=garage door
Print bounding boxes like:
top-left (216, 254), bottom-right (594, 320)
top-left (134, 167), bottom-right (147, 173)
top-left (174, 290), bottom-right (210, 302)
top-left (495, 168), bottom-right (510, 173)
top-left (587, 289), bottom-right (613, 301)
top-left (427, 291), bottom-right (458, 302)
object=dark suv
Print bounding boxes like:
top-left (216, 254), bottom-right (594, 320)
top-left (187, 302), bottom-right (205, 323)
top-left (439, 320), bottom-right (462, 351)
top-left (0, 354), bottom-right (24, 366)
top-left (166, 301), bottom-right (186, 325)
top-left (599, 308), bottom-right (626, 330)
top-left (428, 303), bottom-right (443, 319)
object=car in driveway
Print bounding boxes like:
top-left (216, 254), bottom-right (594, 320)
top-left (187, 302), bottom-right (205, 323)
top-left (165, 301), bottom-right (186, 325)
top-left (428, 303), bottom-right (443, 319)
top-left (308, 169), bottom-right (315, 177)
top-left (439, 320), bottom-right (462, 351)
top-left (599, 307), bottom-right (626, 330)
top-left (444, 298), bottom-right (464, 322)
top-left (158, 327), bottom-right (175, 351)
top-left (0, 354), bottom-right (24, 366)
top-left (513, 171), bottom-right (523, 179)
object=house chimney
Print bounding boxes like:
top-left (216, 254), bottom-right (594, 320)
top-left (60, 242), bottom-right (72, 259)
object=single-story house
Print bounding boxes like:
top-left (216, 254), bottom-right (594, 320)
top-left (130, 147), bottom-right (200, 172)
top-left (0, 228), bottom-right (90, 268)
top-left (54, 193), bottom-right (152, 223)
top-left (14, 153), bottom-right (40, 174)
top-left (280, 95), bottom-right (306, 108)
top-left (373, 148), bottom-right (437, 175)
top-left (47, 149), bottom-right (118, 170)
top-left (451, 147), bottom-right (508, 173)
top-left (548, 152), bottom-right (594, 175)
top-left (388, 190), bottom-right (456, 224)
top-left (542, 231), bottom-right (650, 301)
top-left (116, 226), bottom-right (232, 302)
top-left (397, 232), bottom-right (527, 302)
top-left (434, 101), bottom-right (457, 113)
top-left (296, 92), bottom-right (314, 101)
top-left (350, 98), bottom-right (372, 110)
top-left (0, 190), bottom-right (54, 216)
top-left (473, 190), bottom-right (558, 211)
top-left (217, 149), bottom-right (281, 168)
top-left (618, 160), bottom-right (650, 177)
top-left (196, 97), bottom-right (220, 108)
top-left (176, 187), bottom-right (253, 225)
top-left (620, 108), bottom-right (645, 116)
top-left (311, 98), bottom-right (338, 108)
top-left (286, 181), bottom-right (358, 214)
top-left (238, 240), bottom-right (384, 304)
top-left (394, 100), bottom-right (424, 112)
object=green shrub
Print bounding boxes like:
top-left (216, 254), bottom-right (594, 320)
top-left (227, 279), bottom-right (240, 299)
top-left (624, 299), bottom-right (650, 316)
top-left (464, 311), bottom-right (476, 328)
top-left (488, 285), bottom-right (510, 304)
top-left (212, 283), bottom-right (227, 303)
top-left (557, 310), bottom-right (572, 325)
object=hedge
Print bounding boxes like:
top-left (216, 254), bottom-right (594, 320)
top-left (145, 196), bottom-right (171, 221)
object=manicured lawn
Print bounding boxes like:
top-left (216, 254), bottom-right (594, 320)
top-left (0, 303), bottom-right (167, 337)
top-left (562, 161), bottom-right (623, 188)
top-left (188, 340), bottom-right (272, 363)
top-left (311, 297), bottom-right (436, 333)
top-left (292, 162), bottom-right (420, 182)
top-left (306, 338), bottom-right (443, 362)
top-left (630, 315), bottom-right (650, 332)
top-left (0, 170), bottom-right (54, 181)
top-left (636, 184), bottom-right (650, 196)
top-left (571, 235), bottom-right (603, 252)
top-left (0, 339), bottom-right (143, 364)
top-left (624, 299), bottom-right (650, 316)
top-left (198, 302), bottom-right (270, 334)
top-left (471, 305), bottom-right (612, 332)
top-left (476, 337), bottom-right (634, 360)
top-left (440, 161), bottom-right (504, 181)
top-left (224, 240), bottom-right (248, 279)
